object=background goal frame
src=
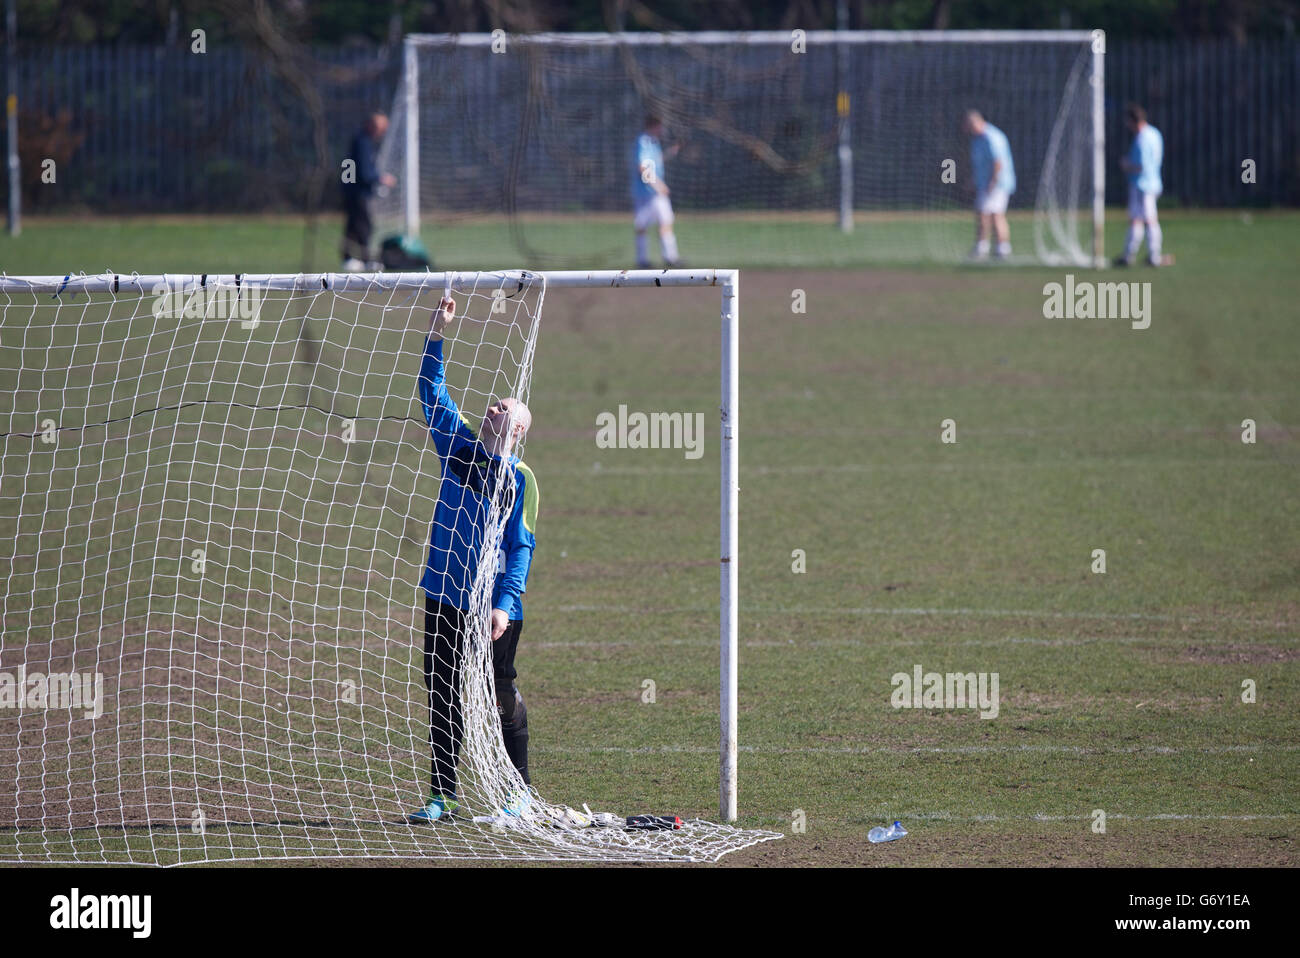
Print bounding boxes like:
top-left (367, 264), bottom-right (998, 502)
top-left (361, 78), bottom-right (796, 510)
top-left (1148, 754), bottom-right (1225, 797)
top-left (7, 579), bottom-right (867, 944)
top-left (397, 29), bottom-right (1105, 266)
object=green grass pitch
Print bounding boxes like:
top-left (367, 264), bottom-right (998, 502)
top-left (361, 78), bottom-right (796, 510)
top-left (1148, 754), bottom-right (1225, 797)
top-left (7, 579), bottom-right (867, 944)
top-left (0, 210), bottom-right (1297, 865)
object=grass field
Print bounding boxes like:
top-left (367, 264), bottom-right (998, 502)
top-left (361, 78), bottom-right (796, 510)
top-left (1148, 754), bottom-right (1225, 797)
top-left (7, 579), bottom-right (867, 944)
top-left (1, 210), bottom-right (1297, 866)
top-left (5, 208), bottom-right (1078, 272)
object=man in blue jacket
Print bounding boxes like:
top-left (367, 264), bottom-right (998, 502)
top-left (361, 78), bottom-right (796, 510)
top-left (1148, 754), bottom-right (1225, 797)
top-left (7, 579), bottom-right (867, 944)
top-left (409, 295), bottom-right (539, 823)
top-left (341, 113), bottom-right (396, 270)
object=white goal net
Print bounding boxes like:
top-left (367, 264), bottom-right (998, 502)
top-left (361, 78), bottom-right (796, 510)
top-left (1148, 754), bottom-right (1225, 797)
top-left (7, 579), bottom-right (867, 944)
top-left (377, 30), bottom-right (1103, 267)
top-left (0, 270), bottom-right (780, 865)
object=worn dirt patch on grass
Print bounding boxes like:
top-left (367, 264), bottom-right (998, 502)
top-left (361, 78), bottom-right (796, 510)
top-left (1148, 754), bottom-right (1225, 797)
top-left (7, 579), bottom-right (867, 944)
top-left (1177, 644), bottom-right (1300, 665)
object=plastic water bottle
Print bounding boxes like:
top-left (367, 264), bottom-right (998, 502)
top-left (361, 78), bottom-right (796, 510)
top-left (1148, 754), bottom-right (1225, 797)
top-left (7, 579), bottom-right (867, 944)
top-left (868, 820), bottom-right (907, 843)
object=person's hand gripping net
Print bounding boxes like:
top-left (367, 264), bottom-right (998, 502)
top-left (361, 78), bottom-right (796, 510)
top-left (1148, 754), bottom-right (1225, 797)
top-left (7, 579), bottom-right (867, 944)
top-left (429, 295), bottom-right (457, 340)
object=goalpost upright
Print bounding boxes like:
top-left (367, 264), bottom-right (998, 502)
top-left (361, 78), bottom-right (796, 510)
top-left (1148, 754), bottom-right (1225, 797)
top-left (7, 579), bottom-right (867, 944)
top-left (528, 268), bottom-right (740, 822)
top-left (402, 40), bottom-right (420, 241)
top-left (1091, 30), bottom-right (1106, 267)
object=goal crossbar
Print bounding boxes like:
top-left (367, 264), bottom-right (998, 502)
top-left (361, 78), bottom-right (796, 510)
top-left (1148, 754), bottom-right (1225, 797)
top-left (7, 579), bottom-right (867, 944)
top-left (0, 267), bottom-right (743, 824)
top-left (405, 30), bottom-right (1097, 46)
top-left (0, 268), bottom-right (735, 294)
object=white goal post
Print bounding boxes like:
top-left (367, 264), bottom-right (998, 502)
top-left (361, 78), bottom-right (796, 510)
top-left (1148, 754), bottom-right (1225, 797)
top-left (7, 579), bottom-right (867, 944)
top-left (0, 268), bottom-right (764, 865)
top-left (387, 29), bottom-right (1106, 266)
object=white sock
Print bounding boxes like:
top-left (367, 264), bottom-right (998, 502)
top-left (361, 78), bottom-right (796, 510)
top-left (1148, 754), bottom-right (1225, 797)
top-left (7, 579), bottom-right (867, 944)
top-left (660, 230), bottom-right (679, 263)
top-left (1123, 222), bottom-right (1145, 260)
top-left (635, 233), bottom-right (649, 264)
top-left (996, 241), bottom-right (1012, 257)
top-left (973, 239), bottom-right (990, 256)
top-left (1146, 220), bottom-right (1162, 262)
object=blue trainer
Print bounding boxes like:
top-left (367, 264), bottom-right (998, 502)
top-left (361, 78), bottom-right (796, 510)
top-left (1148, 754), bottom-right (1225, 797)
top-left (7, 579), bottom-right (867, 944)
top-left (407, 793), bottom-right (459, 823)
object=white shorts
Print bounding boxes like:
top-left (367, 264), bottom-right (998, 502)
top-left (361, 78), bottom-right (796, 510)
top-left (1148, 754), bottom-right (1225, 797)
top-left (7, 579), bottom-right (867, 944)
top-left (975, 187), bottom-right (1010, 216)
top-left (1127, 185), bottom-right (1160, 222)
top-left (633, 194), bottom-right (674, 230)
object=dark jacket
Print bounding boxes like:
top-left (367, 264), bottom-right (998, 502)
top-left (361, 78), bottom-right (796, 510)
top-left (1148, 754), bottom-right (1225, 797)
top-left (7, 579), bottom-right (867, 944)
top-left (343, 131), bottom-right (380, 199)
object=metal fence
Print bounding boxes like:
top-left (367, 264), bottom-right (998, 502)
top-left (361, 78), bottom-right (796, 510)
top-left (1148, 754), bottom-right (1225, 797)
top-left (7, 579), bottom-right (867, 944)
top-left (1107, 37), bottom-right (1300, 206)
top-left (1, 45), bottom-right (398, 213)
top-left (1, 37), bottom-right (1297, 212)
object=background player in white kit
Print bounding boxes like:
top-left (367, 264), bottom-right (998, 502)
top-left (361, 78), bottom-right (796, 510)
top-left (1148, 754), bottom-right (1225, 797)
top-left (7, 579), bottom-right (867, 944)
top-left (631, 114), bottom-right (682, 269)
top-left (963, 109), bottom-right (1017, 261)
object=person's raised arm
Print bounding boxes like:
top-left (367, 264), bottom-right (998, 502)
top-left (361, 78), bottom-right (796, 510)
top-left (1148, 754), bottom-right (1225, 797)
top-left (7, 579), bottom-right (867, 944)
top-left (418, 297), bottom-right (477, 461)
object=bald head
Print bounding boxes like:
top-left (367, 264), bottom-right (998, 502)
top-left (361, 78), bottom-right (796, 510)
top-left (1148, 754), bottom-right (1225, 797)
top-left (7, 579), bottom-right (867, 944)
top-left (482, 396), bottom-right (531, 454)
top-left (963, 110), bottom-right (986, 136)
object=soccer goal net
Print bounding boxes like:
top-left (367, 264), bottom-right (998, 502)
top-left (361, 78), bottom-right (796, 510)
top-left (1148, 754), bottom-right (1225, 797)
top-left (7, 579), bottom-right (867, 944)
top-left (376, 30), bottom-right (1103, 267)
top-left (0, 269), bottom-right (778, 865)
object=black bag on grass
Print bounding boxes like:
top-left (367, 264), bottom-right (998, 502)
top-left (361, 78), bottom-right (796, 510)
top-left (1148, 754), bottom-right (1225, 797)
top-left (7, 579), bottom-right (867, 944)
top-left (380, 234), bottom-right (433, 271)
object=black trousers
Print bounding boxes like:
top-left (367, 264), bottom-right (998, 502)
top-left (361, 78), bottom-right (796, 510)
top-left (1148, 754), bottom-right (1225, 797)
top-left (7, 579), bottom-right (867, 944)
top-left (423, 595), bottom-right (530, 797)
top-left (341, 191), bottom-right (373, 261)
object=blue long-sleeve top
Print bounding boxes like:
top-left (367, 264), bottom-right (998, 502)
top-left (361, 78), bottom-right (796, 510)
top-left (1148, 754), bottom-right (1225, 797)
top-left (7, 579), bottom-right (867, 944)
top-left (417, 336), bottom-right (538, 621)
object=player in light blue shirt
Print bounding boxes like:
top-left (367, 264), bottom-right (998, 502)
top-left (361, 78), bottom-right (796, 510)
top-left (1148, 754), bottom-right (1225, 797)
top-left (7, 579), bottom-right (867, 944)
top-left (1116, 103), bottom-right (1169, 267)
top-left (630, 115), bottom-right (682, 268)
top-left (963, 110), bottom-right (1017, 261)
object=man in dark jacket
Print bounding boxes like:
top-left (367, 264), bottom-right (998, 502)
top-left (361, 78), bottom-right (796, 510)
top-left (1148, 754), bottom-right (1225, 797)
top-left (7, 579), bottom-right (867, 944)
top-left (341, 113), bottom-right (396, 269)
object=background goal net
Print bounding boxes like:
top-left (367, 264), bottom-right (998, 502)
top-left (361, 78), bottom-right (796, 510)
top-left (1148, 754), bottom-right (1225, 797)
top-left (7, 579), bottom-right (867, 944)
top-left (0, 269), bottom-right (778, 865)
top-left (376, 30), bottom-right (1103, 267)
